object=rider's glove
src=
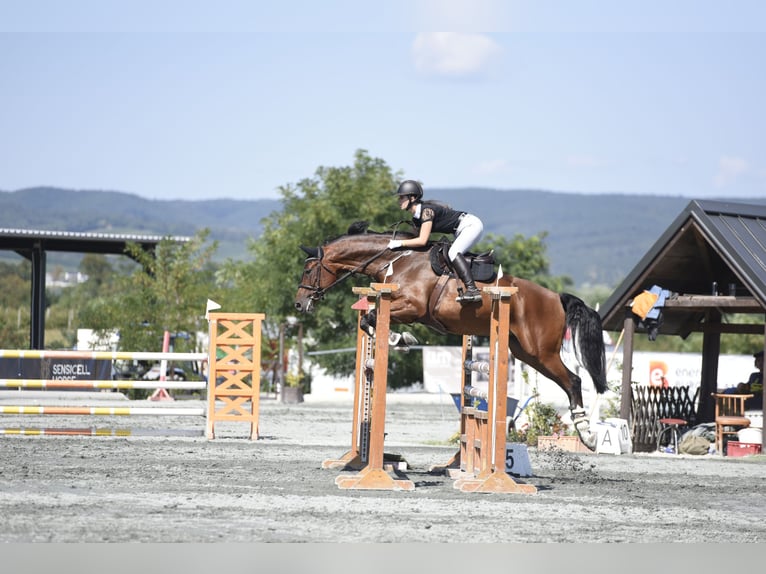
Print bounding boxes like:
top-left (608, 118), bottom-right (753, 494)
top-left (387, 240), bottom-right (403, 249)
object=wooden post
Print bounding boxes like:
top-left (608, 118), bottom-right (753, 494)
top-left (322, 287), bottom-right (374, 470)
top-left (335, 283), bottom-right (414, 491)
top-left (454, 286), bottom-right (536, 494)
top-left (619, 312), bottom-right (635, 421)
top-left (698, 309), bottom-right (722, 423)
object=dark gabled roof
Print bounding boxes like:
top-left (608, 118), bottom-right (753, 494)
top-left (600, 200), bottom-right (766, 335)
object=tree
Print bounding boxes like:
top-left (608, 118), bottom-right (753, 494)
top-left (0, 260), bottom-right (31, 347)
top-left (219, 150), bottom-right (570, 387)
top-left (476, 232), bottom-right (572, 293)
top-left (79, 229), bottom-right (219, 354)
top-left (218, 149), bottom-right (406, 380)
top-left (79, 254), bottom-right (118, 296)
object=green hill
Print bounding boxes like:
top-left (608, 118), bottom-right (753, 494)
top-left (2, 186), bottom-right (764, 287)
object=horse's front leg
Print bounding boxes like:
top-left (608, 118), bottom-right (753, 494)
top-left (359, 309), bottom-right (377, 338)
top-left (358, 298), bottom-right (424, 346)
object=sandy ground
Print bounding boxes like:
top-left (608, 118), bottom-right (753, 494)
top-left (0, 391), bottom-right (765, 543)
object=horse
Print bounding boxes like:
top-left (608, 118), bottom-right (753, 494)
top-left (294, 223), bottom-right (608, 449)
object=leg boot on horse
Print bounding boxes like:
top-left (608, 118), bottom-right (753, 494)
top-left (452, 253), bottom-right (482, 304)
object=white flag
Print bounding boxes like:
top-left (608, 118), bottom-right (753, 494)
top-left (384, 262), bottom-right (394, 281)
top-left (496, 264), bottom-right (503, 286)
top-left (205, 299), bottom-right (222, 319)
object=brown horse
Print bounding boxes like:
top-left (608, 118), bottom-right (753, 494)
top-left (294, 224), bottom-right (608, 449)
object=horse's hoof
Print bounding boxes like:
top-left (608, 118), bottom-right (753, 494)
top-left (577, 431), bottom-right (598, 451)
top-left (401, 332), bottom-right (419, 346)
top-left (388, 332), bottom-right (412, 352)
top-left (572, 409), bottom-right (597, 450)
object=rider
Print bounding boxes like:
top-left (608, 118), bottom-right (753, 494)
top-left (387, 179), bottom-right (484, 303)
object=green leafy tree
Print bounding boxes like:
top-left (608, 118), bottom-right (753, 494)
top-left (218, 150), bottom-right (407, 380)
top-left (0, 260), bottom-right (31, 347)
top-left (219, 150), bottom-right (570, 388)
top-left (476, 232), bottom-right (572, 292)
top-left (79, 229), bottom-right (218, 354)
top-left (79, 254), bottom-right (119, 296)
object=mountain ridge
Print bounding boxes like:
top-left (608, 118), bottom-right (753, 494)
top-left (3, 186), bottom-right (764, 287)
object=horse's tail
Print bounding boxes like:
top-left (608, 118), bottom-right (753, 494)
top-left (560, 293), bottom-right (608, 394)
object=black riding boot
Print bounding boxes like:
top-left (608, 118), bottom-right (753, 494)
top-left (452, 253), bottom-right (482, 303)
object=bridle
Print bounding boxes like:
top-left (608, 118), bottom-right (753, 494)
top-left (298, 246), bottom-right (392, 302)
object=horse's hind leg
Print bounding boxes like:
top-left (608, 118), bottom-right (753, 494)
top-left (510, 343), bottom-right (597, 450)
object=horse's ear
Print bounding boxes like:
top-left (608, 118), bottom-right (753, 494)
top-left (300, 245), bottom-right (319, 258)
top-left (347, 221), bottom-right (369, 235)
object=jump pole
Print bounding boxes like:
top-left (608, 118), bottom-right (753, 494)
top-left (335, 283), bottom-right (414, 491)
top-left (0, 406), bottom-right (205, 416)
top-left (0, 427), bottom-right (204, 437)
top-left (453, 286), bottom-right (536, 494)
top-left (0, 312), bottom-right (265, 440)
top-left (0, 350), bottom-right (207, 361)
top-left (0, 380), bottom-right (207, 390)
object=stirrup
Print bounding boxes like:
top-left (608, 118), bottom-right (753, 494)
top-left (456, 288), bottom-right (482, 303)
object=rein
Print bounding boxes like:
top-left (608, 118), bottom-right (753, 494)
top-left (301, 246), bottom-right (405, 300)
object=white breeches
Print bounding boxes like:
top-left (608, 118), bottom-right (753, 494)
top-left (448, 214), bottom-right (484, 260)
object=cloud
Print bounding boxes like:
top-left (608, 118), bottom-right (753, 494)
top-left (412, 32), bottom-right (501, 78)
top-left (714, 156), bottom-right (749, 187)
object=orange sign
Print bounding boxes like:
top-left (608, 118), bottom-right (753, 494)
top-left (649, 360), bottom-right (669, 388)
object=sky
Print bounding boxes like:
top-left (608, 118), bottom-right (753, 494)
top-left (1, 1), bottom-right (764, 201)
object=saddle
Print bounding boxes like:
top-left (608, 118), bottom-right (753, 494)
top-left (428, 239), bottom-right (497, 282)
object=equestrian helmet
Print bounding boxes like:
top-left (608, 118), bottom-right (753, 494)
top-left (396, 180), bottom-right (423, 200)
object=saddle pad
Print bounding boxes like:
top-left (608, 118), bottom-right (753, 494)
top-left (428, 244), bottom-right (496, 282)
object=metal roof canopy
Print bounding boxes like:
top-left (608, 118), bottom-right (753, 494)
top-left (599, 200), bottom-right (766, 433)
top-left (0, 228), bottom-right (191, 349)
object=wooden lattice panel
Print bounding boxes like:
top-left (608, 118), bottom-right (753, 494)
top-left (630, 384), bottom-right (699, 452)
top-left (206, 313), bottom-right (265, 440)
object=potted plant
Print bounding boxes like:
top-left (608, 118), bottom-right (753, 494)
top-left (281, 372), bottom-right (305, 404)
top-left (509, 398), bottom-right (591, 452)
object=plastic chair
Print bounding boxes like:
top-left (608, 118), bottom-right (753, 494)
top-left (711, 393), bottom-right (753, 455)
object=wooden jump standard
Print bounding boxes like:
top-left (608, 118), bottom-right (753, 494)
top-left (321, 286), bottom-right (375, 472)
top-left (440, 286), bottom-right (537, 494)
top-left (324, 283), bottom-right (415, 491)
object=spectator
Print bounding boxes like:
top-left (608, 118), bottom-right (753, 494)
top-left (728, 350), bottom-right (763, 410)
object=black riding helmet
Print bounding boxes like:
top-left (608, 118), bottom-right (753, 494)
top-left (396, 180), bottom-right (423, 200)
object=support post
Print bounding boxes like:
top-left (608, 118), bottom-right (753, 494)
top-left (453, 286), bottom-right (536, 494)
top-left (335, 283), bottom-right (414, 491)
top-left (619, 312), bottom-right (635, 421)
top-left (322, 288), bottom-right (374, 470)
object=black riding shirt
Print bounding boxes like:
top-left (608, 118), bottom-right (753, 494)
top-left (412, 201), bottom-right (465, 235)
